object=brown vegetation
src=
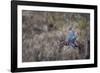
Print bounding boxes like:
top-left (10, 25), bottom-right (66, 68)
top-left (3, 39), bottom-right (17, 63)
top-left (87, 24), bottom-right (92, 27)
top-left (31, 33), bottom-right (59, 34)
top-left (22, 10), bottom-right (90, 62)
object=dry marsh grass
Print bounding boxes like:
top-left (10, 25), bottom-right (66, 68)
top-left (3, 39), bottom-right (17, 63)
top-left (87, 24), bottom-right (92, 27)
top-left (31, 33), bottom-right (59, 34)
top-left (22, 10), bottom-right (90, 62)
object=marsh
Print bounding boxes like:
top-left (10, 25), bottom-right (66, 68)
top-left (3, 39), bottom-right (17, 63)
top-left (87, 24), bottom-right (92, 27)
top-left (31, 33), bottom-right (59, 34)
top-left (22, 10), bottom-right (90, 62)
